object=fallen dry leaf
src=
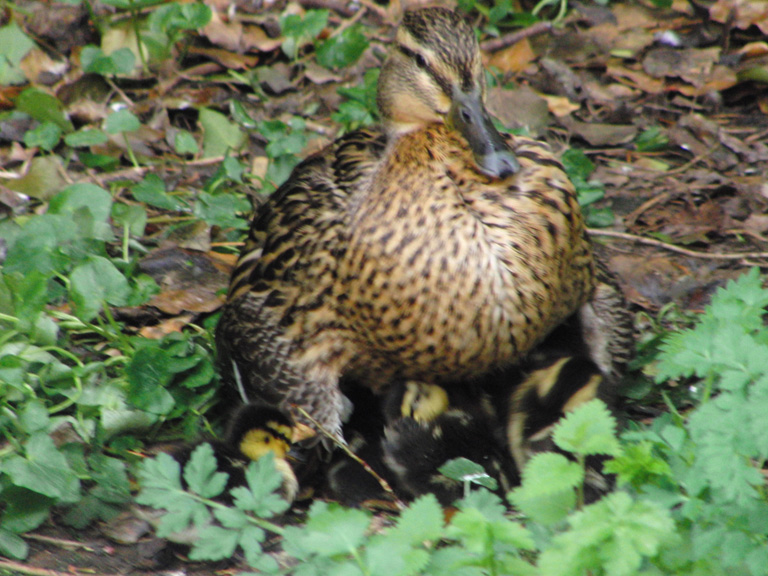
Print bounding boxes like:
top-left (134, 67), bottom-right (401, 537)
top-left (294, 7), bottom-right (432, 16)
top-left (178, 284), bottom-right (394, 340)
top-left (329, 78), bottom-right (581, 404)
top-left (139, 247), bottom-right (229, 315)
top-left (710, 0), bottom-right (768, 34)
top-left (486, 38), bottom-right (536, 74)
top-left (540, 94), bottom-right (580, 117)
top-left (559, 116), bottom-right (637, 146)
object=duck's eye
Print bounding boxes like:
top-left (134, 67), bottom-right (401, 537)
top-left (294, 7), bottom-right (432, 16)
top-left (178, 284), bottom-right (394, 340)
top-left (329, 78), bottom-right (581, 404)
top-left (414, 53), bottom-right (428, 69)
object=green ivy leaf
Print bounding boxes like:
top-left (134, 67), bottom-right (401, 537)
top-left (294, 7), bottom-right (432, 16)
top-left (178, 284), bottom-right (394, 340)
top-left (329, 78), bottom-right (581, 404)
top-left (4, 432), bottom-right (81, 501)
top-left (23, 121), bottom-right (62, 151)
top-left (174, 130), bottom-right (199, 155)
top-left (112, 203), bottom-right (147, 237)
top-left (15, 88), bottom-right (73, 132)
top-left (316, 25), bottom-right (369, 70)
top-left (132, 173), bottom-right (185, 211)
top-left (69, 256), bottom-right (130, 321)
top-left (0, 487), bottom-right (53, 534)
top-left (65, 128), bottom-right (109, 148)
top-left (81, 45), bottom-right (135, 75)
top-left (199, 108), bottom-right (246, 158)
top-left (105, 108), bottom-right (141, 134)
top-left (439, 457), bottom-right (498, 490)
top-left (125, 346), bottom-right (176, 414)
top-left (0, 527), bottom-right (28, 560)
top-left (48, 183), bottom-right (113, 227)
top-left (0, 22), bottom-right (35, 85)
top-left (194, 191), bottom-right (250, 229)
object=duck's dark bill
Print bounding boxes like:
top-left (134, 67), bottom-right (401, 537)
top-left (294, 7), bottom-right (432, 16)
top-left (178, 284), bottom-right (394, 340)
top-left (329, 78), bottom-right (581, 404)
top-left (449, 87), bottom-right (520, 179)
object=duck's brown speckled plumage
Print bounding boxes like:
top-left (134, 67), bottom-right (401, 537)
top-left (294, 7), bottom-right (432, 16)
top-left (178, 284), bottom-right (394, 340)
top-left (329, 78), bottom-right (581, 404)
top-left (216, 7), bottom-right (599, 438)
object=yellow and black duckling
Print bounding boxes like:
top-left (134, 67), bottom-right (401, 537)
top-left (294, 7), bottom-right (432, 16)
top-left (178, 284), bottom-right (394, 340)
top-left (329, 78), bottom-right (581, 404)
top-left (216, 6), bottom-right (597, 442)
top-left (174, 403), bottom-right (298, 504)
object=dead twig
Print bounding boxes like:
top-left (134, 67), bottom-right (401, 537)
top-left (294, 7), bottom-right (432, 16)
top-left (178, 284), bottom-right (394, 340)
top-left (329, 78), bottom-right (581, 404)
top-left (23, 533), bottom-right (94, 552)
top-left (480, 22), bottom-right (553, 52)
top-left (588, 229), bottom-right (768, 263)
top-left (299, 0), bottom-right (356, 18)
top-left (292, 405), bottom-right (405, 510)
top-left (0, 560), bottom-right (120, 576)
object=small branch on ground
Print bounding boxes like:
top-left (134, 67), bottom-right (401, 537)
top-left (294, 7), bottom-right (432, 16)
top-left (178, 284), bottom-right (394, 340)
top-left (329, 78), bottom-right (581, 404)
top-left (480, 22), bottom-right (553, 52)
top-left (589, 229), bottom-right (768, 264)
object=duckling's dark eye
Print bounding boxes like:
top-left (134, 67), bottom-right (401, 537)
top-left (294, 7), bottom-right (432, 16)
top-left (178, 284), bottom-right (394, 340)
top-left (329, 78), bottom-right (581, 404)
top-left (415, 53), bottom-right (428, 69)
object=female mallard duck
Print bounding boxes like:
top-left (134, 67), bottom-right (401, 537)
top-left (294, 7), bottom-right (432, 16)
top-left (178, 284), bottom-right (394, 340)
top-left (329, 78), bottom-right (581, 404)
top-left (216, 7), bottom-right (598, 441)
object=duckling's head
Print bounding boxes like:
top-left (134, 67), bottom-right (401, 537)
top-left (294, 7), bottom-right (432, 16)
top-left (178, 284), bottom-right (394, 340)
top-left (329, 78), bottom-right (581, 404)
top-left (229, 404), bottom-right (294, 461)
top-left (399, 381), bottom-right (450, 423)
top-left (377, 7), bottom-right (519, 178)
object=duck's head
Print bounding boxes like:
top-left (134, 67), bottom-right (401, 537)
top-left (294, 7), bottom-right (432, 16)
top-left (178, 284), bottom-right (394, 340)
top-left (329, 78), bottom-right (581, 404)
top-left (230, 404), bottom-right (294, 461)
top-left (377, 7), bottom-right (519, 179)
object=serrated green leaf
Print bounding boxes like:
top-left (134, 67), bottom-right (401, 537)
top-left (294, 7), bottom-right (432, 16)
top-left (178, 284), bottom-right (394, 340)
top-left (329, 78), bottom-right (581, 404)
top-left (365, 538), bottom-right (416, 576)
top-left (231, 454), bottom-right (290, 518)
top-left (297, 501), bottom-right (371, 557)
top-left (552, 399), bottom-right (621, 457)
top-left (538, 492), bottom-right (676, 576)
top-left (183, 443), bottom-right (229, 499)
top-left (189, 524), bottom-right (240, 561)
top-left (389, 494), bottom-right (444, 544)
top-left (603, 441), bottom-right (673, 488)
top-left (136, 452), bottom-right (184, 497)
top-left (239, 525), bottom-right (270, 568)
top-left (199, 107), bottom-right (246, 158)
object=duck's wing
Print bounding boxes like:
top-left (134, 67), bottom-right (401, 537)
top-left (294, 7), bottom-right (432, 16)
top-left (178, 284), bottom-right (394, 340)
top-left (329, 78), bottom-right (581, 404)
top-left (216, 127), bottom-right (388, 435)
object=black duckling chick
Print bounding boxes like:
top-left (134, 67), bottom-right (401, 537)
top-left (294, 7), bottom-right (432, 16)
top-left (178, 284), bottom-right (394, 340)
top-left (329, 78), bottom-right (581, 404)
top-left (216, 6), bottom-right (597, 441)
top-left (174, 403), bottom-right (298, 504)
top-left (381, 409), bottom-right (518, 506)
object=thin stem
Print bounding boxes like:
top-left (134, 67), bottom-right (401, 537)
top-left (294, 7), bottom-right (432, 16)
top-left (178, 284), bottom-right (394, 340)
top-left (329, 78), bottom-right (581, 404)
top-left (0, 312), bottom-right (20, 326)
top-left (123, 134), bottom-right (140, 169)
top-left (122, 222), bottom-right (131, 262)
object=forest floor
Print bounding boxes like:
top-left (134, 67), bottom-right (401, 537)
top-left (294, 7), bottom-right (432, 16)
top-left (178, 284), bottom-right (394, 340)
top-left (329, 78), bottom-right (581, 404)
top-left (3, 0), bottom-right (768, 574)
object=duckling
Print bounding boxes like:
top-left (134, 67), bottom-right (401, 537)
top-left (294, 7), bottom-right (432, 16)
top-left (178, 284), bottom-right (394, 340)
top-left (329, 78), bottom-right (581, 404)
top-left (381, 408), bottom-right (518, 506)
top-left (502, 353), bottom-right (617, 502)
top-left (216, 6), bottom-right (597, 442)
top-left (174, 403), bottom-right (298, 504)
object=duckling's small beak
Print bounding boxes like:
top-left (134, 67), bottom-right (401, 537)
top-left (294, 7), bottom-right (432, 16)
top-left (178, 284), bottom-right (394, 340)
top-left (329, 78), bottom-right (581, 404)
top-left (449, 87), bottom-right (519, 179)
